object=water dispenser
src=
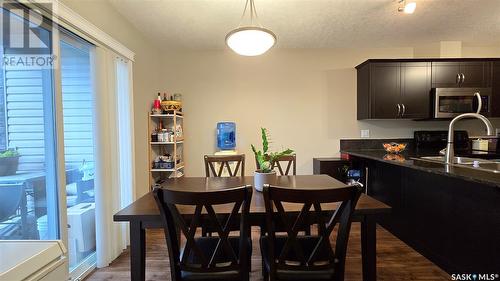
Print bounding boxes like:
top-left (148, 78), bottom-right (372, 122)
top-left (217, 122), bottom-right (236, 150)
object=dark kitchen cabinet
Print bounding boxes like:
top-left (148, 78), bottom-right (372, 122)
top-left (357, 61), bottom-right (431, 119)
top-left (353, 156), bottom-right (500, 273)
top-left (492, 61), bottom-right (500, 117)
top-left (401, 62), bottom-right (432, 119)
top-left (371, 63), bottom-right (401, 119)
top-left (357, 58), bottom-right (499, 120)
top-left (430, 62), bottom-right (460, 87)
top-left (460, 62), bottom-right (491, 87)
top-left (431, 61), bottom-right (491, 88)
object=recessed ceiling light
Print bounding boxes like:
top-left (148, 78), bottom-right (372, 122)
top-left (225, 0), bottom-right (277, 56)
top-left (398, 0), bottom-right (417, 14)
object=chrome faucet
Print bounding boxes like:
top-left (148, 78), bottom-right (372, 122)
top-left (445, 113), bottom-right (495, 164)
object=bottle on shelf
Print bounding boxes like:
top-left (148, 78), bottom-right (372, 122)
top-left (153, 93), bottom-right (162, 114)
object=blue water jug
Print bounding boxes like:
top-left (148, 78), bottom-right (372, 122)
top-left (217, 122), bottom-right (236, 150)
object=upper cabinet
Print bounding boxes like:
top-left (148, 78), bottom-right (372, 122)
top-left (357, 59), bottom-right (497, 120)
top-left (401, 62), bottom-right (432, 119)
top-left (357, 61), bottom-right (431, 120)
top-left (491, 61), bottom-right (500, 117)
top-left (370, 63), bottom-right (401, 119)
top-left (432, 61), bottom-right (491, 88)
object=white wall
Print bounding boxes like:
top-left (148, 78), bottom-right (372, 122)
top-left (60, 0), bottom-right (162, 197)
top-left (160, 48), bottom-right (500, 177)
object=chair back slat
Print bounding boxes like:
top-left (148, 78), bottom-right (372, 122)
top-left (271, 154), bottom-right (296, 176)
top-left (204, 204), bottom-right (240, 265)
top-left (205, 154), bottom-right (245, 177)
top-left (263, 184), bottom-right (362, 280)
top-left (178, 205), bottom-right (208, 267)
top-left (276, 201), bottom-right (311, 265)
top-left (153, 186), bottom-right (252, 281)
top-left (256, 154), bottom-right (297, 176)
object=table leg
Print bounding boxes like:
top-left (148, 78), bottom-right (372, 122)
top-left (130, 221), bottom-right (146, 281)
top-left (361, 217), bottom-right (376, 281)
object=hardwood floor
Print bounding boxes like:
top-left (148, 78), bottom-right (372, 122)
top-left (85, 224), bottom-right (450, 281)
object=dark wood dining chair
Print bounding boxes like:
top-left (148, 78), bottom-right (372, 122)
top-left (153, 186), bottom-right (253, 281)
top-left (271, 154), bottom-right (296, 176)
top-left (260, 184), bottom-right (362, 281)
top-left (204, 154), bottom-right (245, 177)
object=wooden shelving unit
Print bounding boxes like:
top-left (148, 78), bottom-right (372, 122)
top-left (148, 110), bottom-right (184, 189)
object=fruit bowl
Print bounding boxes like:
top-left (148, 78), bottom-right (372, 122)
top-left (383, 142), bottom-right (407, 154)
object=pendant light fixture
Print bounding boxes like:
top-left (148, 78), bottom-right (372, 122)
top-left (225, 0), bottom-right (277, 56)
top-left (398, 0), bottom-right (416, 14)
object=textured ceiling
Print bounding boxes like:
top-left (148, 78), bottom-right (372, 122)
top-left (107, 0), bottom-right (500, 50)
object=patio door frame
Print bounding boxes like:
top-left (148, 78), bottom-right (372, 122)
top-left (15, 1), bottom-right (136, 279)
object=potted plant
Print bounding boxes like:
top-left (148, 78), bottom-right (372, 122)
top-left (0, 148), bottom-right (20, 176)
top-left (251, 128), bottom-right (293, 192)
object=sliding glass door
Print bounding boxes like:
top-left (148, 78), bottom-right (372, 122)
top-left (60, 31), bottom-right (97, 275)
top-left (0, 3), bottom-right (60, 241)
top-left (1, 4), bottom-right (98, 277)
top-left (2, 3), bottom-right (134, 279)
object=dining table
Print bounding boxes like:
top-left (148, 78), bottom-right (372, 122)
top-left (113, 175), bottom-right (391, 281)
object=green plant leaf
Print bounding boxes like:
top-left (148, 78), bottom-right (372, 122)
top-left (251, 144), bottom-right (258, 154)
top-left (0, 148), bottom-right (19, 158)
top-left (260, 161), bottom-right (271, 172)
top-left (261, 128), bottom-right (269, 154)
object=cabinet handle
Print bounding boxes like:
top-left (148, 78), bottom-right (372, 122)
top-left (461, 73), bottom-right (465, 84)
top-left (402, 103), bottom-right (406, 117)
top-left (456, 73), bottom-right (461, 84)
top-left (397, 104), bottom-right (401, 117)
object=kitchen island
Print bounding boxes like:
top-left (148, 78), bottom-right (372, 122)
top-left (340, 147), bottom-right (500, 274)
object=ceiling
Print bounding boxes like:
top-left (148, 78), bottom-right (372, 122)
top-left (108, 0), bottom-right (500, 50)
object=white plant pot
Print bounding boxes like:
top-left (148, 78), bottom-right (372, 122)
top-left (254, 170), bottom-right (277, 192)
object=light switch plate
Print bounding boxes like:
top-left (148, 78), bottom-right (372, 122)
top-left (361, 129), bottom-right (370, 138)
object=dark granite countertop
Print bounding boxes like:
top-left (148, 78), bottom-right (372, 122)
top-left (341, 149), bottom-right (500, 188)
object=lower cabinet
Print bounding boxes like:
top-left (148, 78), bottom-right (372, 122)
top-left (358, 158), bottom-right (500, 273)
top-left (312, 158), bottom-right (350, 182)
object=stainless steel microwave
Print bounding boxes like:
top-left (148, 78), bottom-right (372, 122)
top-left (432, 88), bottom-right (492, 119)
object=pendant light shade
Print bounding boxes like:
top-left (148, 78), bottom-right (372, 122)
top-left (226, 27), bottom-right (276, 56)
top-left (398, 0), bottom-right (416, 14)
top-left (226, 0), bottom-right (277, 56)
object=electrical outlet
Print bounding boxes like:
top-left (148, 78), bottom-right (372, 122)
top-left (361, 129), bottom-right (370, 138)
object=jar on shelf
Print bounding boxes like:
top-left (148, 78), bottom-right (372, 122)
top-left (157, 129), bottom-right (167, 142)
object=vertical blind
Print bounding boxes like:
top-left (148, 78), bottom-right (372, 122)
top-left (93, 49), bottom-right (134, 268)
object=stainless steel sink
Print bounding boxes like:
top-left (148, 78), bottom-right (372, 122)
top-left (473, 163), bottom-right (500, 173)
top-left (419, 156), bottom-right (492, 165)
top-left (413, 156), bottom-right (500, 174)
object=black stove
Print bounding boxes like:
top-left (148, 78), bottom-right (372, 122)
top-left (414, 130), bottom-right (470, 156)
